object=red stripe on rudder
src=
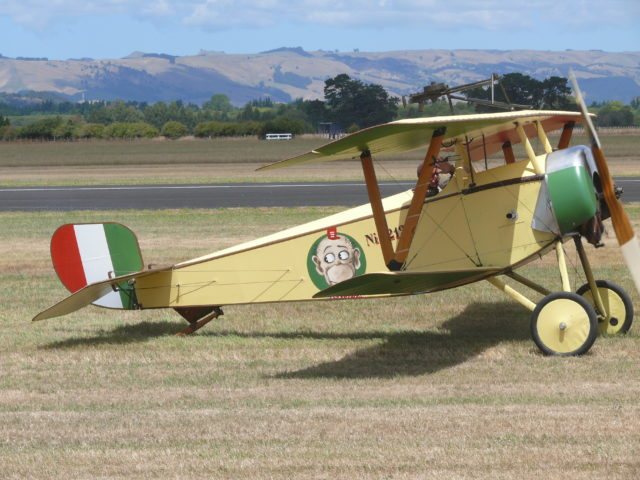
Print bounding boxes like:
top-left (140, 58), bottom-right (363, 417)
top-left (51, 224), bottom-right (87, 292)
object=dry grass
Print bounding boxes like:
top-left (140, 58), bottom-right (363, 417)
top-left (1, 206), bottom-right (639, 479)
top-left (0, 160), bottom-right (420, 186)
top-left (1, 132), bottom-right (639, 186)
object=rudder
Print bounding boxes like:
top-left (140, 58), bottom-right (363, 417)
top-left (50, 223), bottom-right (144, 309)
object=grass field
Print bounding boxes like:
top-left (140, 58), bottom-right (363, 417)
top-left (1, 132), bottom-right (640, 478)
top-left (1, 131), bottom-right (639, 186)
top-left (1, 205), bottom-right (640, 479)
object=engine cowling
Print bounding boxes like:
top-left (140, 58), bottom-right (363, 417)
top-left (533, 145), bottom-right (603, 243)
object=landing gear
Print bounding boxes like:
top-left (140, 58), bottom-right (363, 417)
top-left (530, 292), bottom-right (598, 356)
top-left (573, 236), bottom-right (634, 335)
top-left (576, 280), bottom-right (633, 335)
top-left (489, 235), bottom-right (631, 356)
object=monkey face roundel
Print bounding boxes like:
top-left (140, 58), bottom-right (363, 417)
top-left (306, 228), bottom-right (366, 290)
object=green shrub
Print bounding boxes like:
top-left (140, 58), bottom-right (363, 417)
top-left (161, 121), bottom-right (189, 139)
top-left (75, 123), bottom-right (106, 139)
top-left (194, 121), bottom-right (259, 138)
top-left (104, 122), bottom-right (159, 139)
top-left (257, 117), bottom-right (304, 139)
top-left (18, 116), bottom-right (64, 140)
top-left (0, 125), bottom-right (19, 140)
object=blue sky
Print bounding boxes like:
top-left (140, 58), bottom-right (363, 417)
top-left (1, 0), bottom-right (639, 60)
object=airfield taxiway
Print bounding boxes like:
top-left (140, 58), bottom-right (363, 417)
top-left (1, 178), bottom-right (639, 211)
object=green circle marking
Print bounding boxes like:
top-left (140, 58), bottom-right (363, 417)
top-left (306, 232), bottom-right (367, 290)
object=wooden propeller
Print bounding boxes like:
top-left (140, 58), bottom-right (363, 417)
top-left (570, 72), bottom-right (640, 294)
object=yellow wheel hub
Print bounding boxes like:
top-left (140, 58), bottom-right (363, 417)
top-left (531, 292), bottom-right (597, 356)
top-left (583, 288), bottom-right (625, 335)
top-left (577, 281), bottom-right (633, 336)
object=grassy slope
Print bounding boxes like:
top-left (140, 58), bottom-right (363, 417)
top-left (1, 206), bottom-right (639, 479)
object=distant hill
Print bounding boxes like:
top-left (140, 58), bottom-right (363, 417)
top-left (1, 48), bottom-right (638, 106)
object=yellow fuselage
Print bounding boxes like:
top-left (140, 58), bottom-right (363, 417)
top-left (135, 156), bottom-right (555, 309)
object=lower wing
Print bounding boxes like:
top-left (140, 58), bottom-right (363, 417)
top-left (313, 268), bottom-right (501, 298)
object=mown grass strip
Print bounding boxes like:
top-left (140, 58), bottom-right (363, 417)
top-left (1, 206), bottom-right (639, 479)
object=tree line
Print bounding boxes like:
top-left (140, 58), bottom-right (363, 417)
top-left (0, 95), bottom-right (317, 141)
top-left (1, 73), bottom-right (638, 141)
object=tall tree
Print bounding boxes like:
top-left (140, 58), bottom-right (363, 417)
top-left (468, 73), bottom-right (572, 112)
top-left (324, 74), bottom-right (398, 129)
top-left (298, 99), bottom-right (328, 129)
top-left (596, 101), bottom-right (635, 126)
top-left (541, 76), bottom-right (572, 110)
top-left (499, 73), bottom-right (542, 107)
top-left (203, 94), bottom-right (233, 112)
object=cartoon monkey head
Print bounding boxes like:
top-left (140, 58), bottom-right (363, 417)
top-left (312, 235), bottom-right (361, 285)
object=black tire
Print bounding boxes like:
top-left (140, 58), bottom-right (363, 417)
top-left (576, 280), bottom-right (633, 335)
top-left (531, 292), bottom-right (598, 356)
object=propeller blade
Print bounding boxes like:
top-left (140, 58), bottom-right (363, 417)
top-left (570, 72), bottom-right (640, 293)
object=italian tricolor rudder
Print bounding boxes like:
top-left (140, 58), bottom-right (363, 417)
top-left (51, 223), bottom-right (143, 309)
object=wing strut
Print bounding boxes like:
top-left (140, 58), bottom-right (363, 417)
top-left (360, 150), bottom-right (395, 266)
top-left (515, 123), bottom-right (544, 175)
top-left (390, 127), bottom-right (446, 269)
top-left (557, 121), bottom-right (575, 149)
top-left (502, 141), bottom-right (515, 164)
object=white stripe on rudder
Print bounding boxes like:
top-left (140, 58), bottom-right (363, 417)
top-left (73, 224), bottom-right (123, 309)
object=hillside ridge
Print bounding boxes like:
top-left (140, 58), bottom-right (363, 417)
top-left (1, 48), bottom-right (638, 105)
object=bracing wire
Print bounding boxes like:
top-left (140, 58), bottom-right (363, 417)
top-left (373, 156), bottom-right (402, 186)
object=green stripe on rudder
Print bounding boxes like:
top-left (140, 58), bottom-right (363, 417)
top-left (103, 223), bottom-right (143, 309)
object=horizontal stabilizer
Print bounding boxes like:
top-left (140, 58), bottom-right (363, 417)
top-left (33, 268), bottom-right (164, 322)
top-left (313, 268), bottom-right (500, 298)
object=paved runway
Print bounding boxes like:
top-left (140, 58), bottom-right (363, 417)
top-left (0, 181), bottom-right (415, 211)
top-left (1, 178), bottom-right (639, 211)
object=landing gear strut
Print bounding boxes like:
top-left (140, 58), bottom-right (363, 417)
top-left (576, 280), bottom-right (633, 335)
top-left (488, 235), bottom-right (633, 356)
top-left (573, 236), bottom-right (634, 335)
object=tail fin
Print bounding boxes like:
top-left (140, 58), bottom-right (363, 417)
top-left (50, 223), bottom-right (144, 310)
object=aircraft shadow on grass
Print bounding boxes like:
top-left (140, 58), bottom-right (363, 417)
top-left (43, 302), bottom-right (530, 376)
top-left (42, 320), bottom-right (181, 349)
top-left (273, 301), bottom-right (531, 379)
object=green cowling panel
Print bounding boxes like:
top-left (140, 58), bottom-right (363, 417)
top-left (547, 165), bottom-right (597, 234)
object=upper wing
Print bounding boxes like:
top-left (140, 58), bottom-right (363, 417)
top-left (259, 110), bottom-right (585, 170)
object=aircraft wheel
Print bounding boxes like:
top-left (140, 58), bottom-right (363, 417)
top-left (531, 292), bottom-right (598, 356)
top-left (576, 280), bottom-right (633, 335)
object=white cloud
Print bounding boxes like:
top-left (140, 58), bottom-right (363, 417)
top-left (3, 0), bottom-right (182, 29)
top-left (2, 0), bottom-right (638, 32)
top-left (182, 0), bottom-right (524, 30)
top-left (141, 0), bottom-right (175, 17)
top-left (184, 0), bottom-right (277, 28)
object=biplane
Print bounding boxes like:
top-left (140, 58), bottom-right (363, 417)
top-left (34, 77), bottom-right (640, 356)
